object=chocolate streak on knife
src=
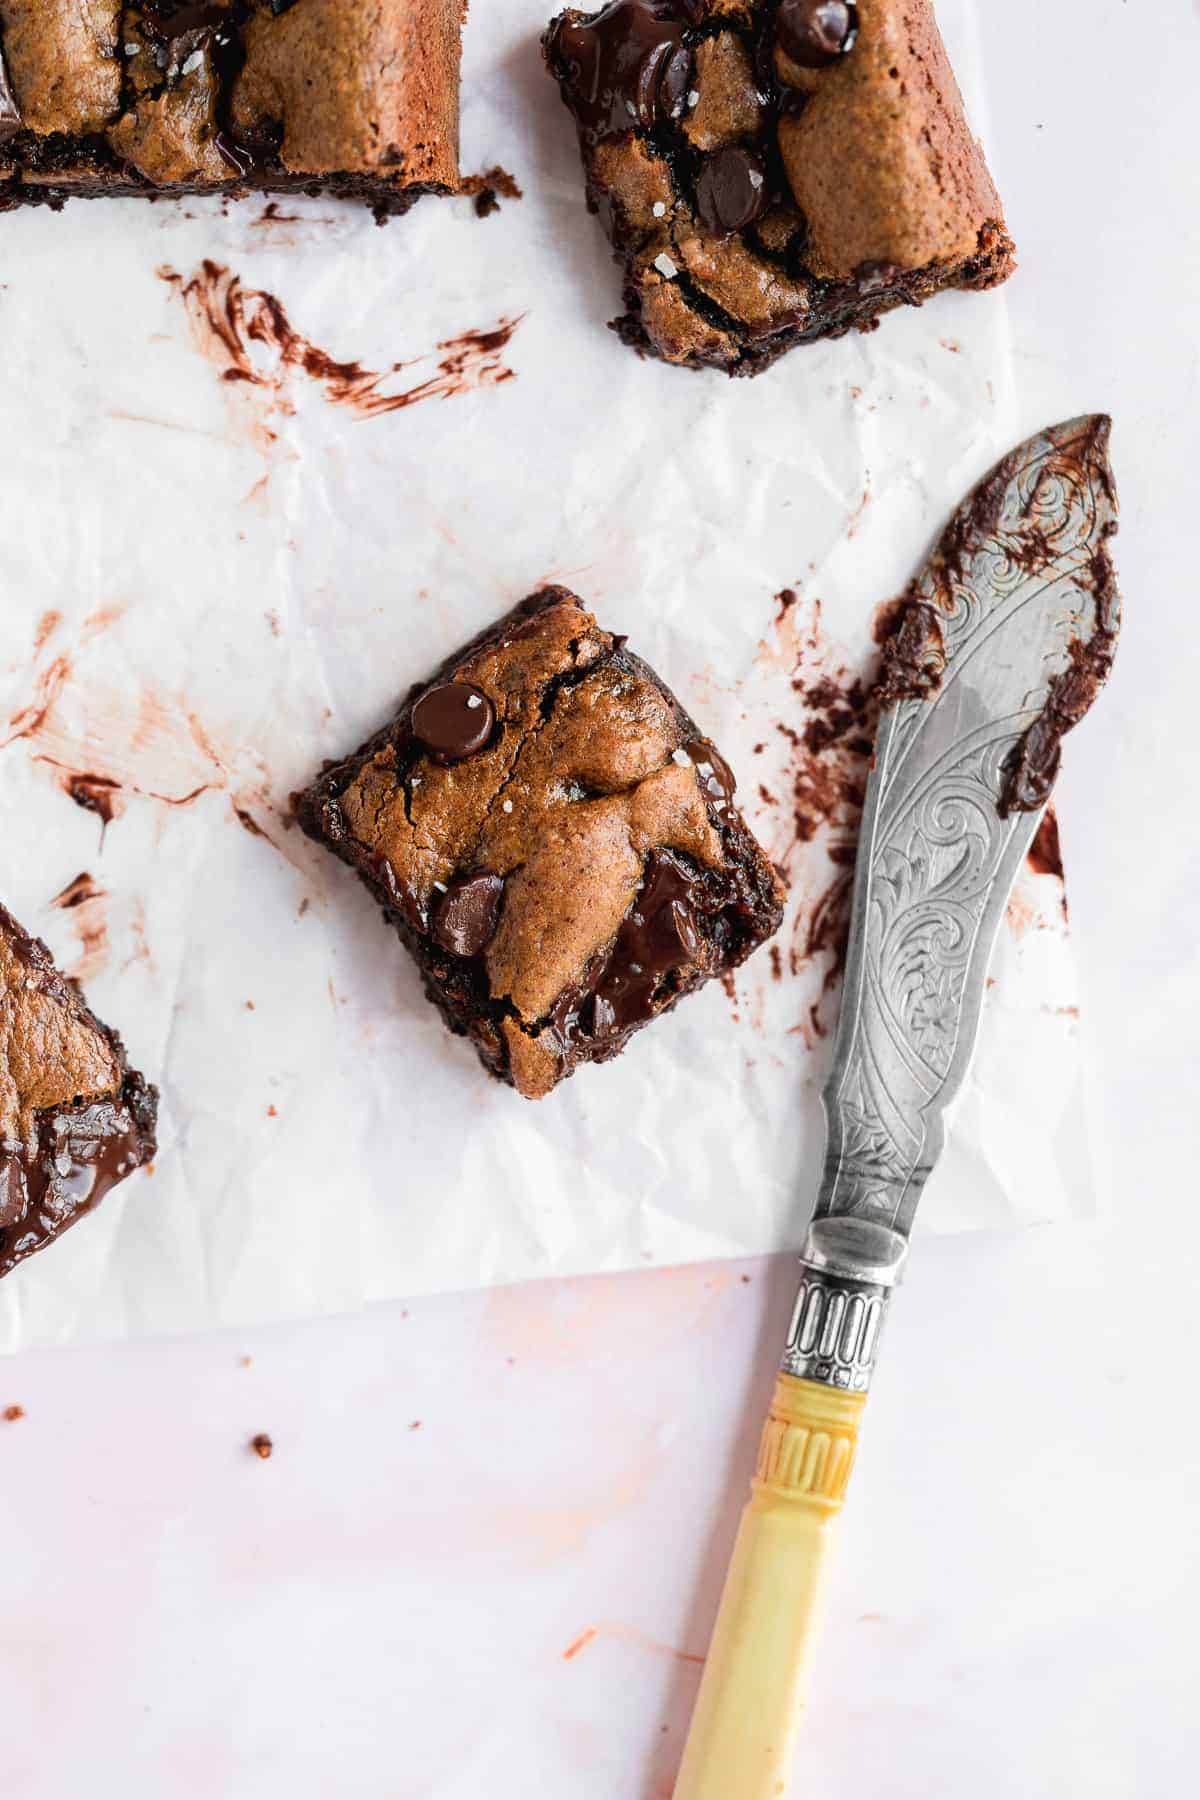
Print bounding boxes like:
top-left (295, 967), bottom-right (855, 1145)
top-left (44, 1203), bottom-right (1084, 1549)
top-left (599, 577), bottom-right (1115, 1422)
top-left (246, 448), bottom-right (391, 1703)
top-left (875, 414), bottom-right (1120, 819)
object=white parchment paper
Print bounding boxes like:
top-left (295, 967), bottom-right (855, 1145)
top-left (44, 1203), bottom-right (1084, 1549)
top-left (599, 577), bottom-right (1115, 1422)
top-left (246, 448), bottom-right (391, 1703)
top-left (0, 1), bottom-right (1089, 1351)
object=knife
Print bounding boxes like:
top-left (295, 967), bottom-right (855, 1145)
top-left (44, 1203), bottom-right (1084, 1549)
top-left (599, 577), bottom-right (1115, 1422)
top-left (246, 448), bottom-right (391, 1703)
top-left (672, 415), bottom-right (1121, 1800)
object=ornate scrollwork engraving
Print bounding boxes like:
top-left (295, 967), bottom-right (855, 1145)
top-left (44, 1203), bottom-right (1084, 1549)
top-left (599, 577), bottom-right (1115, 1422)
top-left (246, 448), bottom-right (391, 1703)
top-left (818, 418), bottom-right (1119, 1242)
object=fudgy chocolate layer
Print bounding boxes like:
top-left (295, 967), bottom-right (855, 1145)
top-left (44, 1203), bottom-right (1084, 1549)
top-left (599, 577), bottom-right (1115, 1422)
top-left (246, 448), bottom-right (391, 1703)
top-left (0, 901), bottom-right (158, 1278)
top-left (294, 588), bottom-right (785, 1098)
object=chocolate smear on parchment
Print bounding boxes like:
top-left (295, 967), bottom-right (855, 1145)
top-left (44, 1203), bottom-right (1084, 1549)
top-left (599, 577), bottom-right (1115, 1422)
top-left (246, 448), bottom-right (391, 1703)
top-left (159, 262), bottom-right (523, 418)
top-left (50, 872), bottom-right (109, 983)
top-left (753, 590), bottom-right (882, 1037)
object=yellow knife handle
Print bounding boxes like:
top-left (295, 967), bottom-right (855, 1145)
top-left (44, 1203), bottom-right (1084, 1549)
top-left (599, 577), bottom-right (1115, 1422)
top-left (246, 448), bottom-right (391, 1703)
top-left (674, 1219), bottom-right (906, 1800)
top-left (671, 1374), bottom-right (866, 1800)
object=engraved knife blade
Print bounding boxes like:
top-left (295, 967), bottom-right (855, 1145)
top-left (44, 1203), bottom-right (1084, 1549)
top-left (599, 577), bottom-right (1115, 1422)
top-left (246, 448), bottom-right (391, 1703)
top-left (786, 415), bottom-right (1120, 1385)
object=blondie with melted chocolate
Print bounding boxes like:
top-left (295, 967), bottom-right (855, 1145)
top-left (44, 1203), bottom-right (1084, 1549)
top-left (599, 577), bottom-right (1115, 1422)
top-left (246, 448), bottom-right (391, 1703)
top-left (543, 0), bottom-right (1015, 373)
top-left (0, 0), bottom-right (464, 220)
top-left (294, 588), bottom-right (785, 1098)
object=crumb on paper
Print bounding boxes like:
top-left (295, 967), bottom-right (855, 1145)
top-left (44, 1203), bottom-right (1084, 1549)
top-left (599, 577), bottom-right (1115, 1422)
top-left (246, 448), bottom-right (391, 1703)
top-left (238, 1356), bottom-right (252, 1369)
top-left (3, 1405), bottom-right (25, 1423)
top-left (458, 165), bottom-right (523, 218)
top-left (250, 1433), bottom-right (273, 1460)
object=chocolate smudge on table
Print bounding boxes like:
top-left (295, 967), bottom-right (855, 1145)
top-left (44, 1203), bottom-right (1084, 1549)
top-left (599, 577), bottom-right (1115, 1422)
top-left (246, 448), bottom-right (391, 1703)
top-left (51, 872), bottom-right (104, 912)
top-left (1026, 808), bottom-right (1064, 882)
top-left (756, 593), bottom-right (879, 1036)
top-left (234, 805), bottom-right (269, 841)
top-left (63, 772), bottom-right (124, 826)
top-left (1023, 805), bottom-right (1069, 924)
top-left (32, 610), bottom-right (62, 654)
top-left (159, 262), bottom-right (523, 417)
top-left (50, 872), bottom-right (109, 982)
top-left (3, 635), bottom-right (306, 875)
top-left (1, 656), bottom-right (72, 750)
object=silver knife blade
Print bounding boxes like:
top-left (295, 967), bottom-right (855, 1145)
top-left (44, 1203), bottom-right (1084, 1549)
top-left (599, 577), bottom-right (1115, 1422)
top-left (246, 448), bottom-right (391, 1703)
top-left (785, 416), bottom-right (1120, 1384)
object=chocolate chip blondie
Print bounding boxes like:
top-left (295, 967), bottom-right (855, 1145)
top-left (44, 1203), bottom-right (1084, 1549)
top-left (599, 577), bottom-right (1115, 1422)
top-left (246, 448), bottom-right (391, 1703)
top-left (294, 588), bottom-right (785, 1098)
top-left (0, 0), bottom-right (464, 220)
top-left (543, 0), bottom-right (1015, 373)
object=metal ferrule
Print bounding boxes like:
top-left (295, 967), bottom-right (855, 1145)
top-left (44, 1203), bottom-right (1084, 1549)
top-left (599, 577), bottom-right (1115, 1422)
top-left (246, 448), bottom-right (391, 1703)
top-left (780, 1218), bottom-right (908, 1392)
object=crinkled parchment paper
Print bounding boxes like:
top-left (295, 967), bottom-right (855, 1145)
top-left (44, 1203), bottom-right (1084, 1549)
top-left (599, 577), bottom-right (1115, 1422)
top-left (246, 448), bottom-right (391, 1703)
top-left (0, 1), bottom-right (1089, 1351)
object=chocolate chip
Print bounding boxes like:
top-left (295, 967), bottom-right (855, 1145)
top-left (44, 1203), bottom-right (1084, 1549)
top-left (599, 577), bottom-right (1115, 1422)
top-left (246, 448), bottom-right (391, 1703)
top-left (776, 0), bottom-right (858, 70)
top-left (548, 0), bottom-right (693, 143)
top-left (432, 872), bottom-right (505, 958)
top-left (656, 44), bottom-right (693, 122)
top-left (694, 147), bottom-right (767, 237)
top-left (411, 683), bottom-right (495, 761)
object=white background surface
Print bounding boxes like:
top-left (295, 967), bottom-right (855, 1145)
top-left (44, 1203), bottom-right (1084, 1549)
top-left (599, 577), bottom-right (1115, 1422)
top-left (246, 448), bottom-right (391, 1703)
top-left (2, 2), bottom-right (1198, 1796)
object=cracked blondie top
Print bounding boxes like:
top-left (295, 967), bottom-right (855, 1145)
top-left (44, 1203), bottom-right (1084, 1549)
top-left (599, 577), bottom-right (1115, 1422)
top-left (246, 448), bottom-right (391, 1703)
top-left (294, 588), bottom-right (785, 1098)
top-left (1, 901), bottom-right (157, 1278)
top-left (543, 0), bottom-right (1015, 374)
top-left (0, 0), bottom-right (464, 219)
